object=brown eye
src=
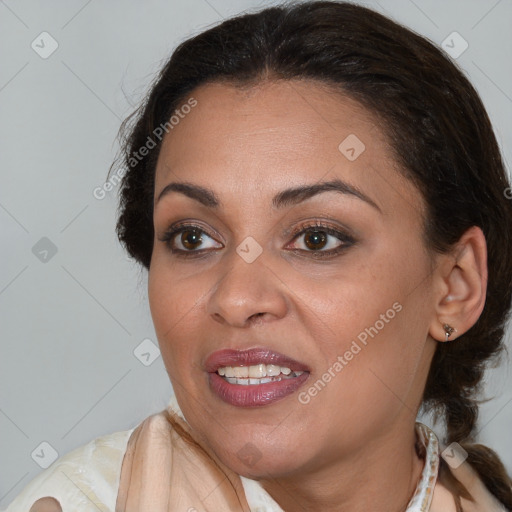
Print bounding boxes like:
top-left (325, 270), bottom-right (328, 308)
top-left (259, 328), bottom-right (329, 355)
top-left (180, 229), bottom-right (203, 250)
top-left (287, 222), bottom-right (356, 258)
top-left (292, 228), bottom-right (342, 252)
top-left (159, 224), bottom-right (223, 254)
top-left (303, 229), bottom-right (328, 250)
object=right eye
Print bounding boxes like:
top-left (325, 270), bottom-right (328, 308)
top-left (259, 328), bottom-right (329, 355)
top-left (159, 224), bottom-right (223, 255)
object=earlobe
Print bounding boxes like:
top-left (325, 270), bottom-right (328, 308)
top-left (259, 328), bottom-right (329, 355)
top-left (429, 226), bottom-right (488, 343)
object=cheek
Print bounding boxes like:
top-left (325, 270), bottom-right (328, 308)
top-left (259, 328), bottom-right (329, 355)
top-left (147, 261), bottom-right (206, 367)
top-left (300, 305), bottom-right (427, 452)
top-left (295, 256), bottom-right (405, 345)
top-left (303, 245), bottom-right (432, 398)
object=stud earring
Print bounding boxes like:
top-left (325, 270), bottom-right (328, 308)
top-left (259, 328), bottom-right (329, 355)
top-left (443, 323), bottom-right (455, 342)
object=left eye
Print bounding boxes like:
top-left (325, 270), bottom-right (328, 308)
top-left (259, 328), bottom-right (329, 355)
top-left (288, 228), bottom-right (345, 252)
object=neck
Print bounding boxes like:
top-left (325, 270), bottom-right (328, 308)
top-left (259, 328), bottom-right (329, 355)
top-left (259, 420), bottom-right (424, 512)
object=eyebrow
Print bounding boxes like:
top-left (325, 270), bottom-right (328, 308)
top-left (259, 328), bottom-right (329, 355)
top-left (156, 178), bottom-right (381, 212)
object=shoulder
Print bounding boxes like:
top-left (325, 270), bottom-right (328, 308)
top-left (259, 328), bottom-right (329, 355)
top-left (431, 460), bottom-right (509, 512)
top-left (2, 428), bottom-right (134, 512)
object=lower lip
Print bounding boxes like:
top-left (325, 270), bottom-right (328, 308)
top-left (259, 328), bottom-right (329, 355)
top-left (208, 371), bottom-right (310, 407)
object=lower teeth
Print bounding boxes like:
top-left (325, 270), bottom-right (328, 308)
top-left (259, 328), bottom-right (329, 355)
top-left (221, 372), bottom-right (304, 385)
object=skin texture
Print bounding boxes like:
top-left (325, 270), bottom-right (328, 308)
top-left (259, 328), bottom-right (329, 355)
top-left (148, 81), bottom-right (487, 511)
top-left (29, 497), bottom-right (62, 512)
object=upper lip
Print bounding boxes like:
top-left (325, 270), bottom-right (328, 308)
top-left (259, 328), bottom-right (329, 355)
top-left (205, 347), bottom-right (311, 373)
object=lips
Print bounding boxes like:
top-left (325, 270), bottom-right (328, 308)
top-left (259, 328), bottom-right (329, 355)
top-left (205, 348), bottom-right (311, 373)
top-left (205, 348), bottom-right (310, 407)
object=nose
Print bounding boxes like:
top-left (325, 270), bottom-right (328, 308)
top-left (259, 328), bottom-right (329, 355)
top-left (206, 248), bottom-right (289, 328)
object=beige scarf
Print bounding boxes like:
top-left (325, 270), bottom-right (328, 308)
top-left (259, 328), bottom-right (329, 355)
top-left (114, 408), bottom-right (507, 512)
top-left (115, 409), bottom-right (251, 512)
top-left (27, 406), bottom-right (507, 512)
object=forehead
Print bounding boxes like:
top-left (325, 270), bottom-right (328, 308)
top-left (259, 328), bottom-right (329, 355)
top-left (154, 80), bottom-right (418, 215)
top-left (158, 80), bottom-right (382, 168)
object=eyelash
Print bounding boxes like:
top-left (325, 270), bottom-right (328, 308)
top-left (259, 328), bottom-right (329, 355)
top-left (158, 221), bottom-right (356, 259)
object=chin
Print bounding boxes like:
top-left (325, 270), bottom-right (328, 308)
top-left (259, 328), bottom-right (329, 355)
top-left (219, 446), bottom-right (309, 480)
top-left (203, 424), bottom-right (314, 480)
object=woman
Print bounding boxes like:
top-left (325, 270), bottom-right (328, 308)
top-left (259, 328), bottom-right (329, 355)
top-left (5, 1), bottom-right (512, 511)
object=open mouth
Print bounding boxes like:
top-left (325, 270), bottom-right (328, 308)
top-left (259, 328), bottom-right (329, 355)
top-left (206, 348), bottom-right (310, 406)
top-left (217, 363), bottom-right (305, 385)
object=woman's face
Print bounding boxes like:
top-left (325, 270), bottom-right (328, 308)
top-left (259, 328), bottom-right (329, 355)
top-left (148, 80), bottom-right (438, 478)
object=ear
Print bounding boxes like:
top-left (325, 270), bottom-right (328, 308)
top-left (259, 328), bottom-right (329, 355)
top-left (429, 226), bottom-right (488, 342)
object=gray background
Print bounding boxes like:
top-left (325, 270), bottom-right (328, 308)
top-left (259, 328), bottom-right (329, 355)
top-left (1, 0), bottom-right (511, 506)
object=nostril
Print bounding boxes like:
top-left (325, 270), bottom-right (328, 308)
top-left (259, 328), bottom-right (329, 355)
top-left (248, 312), bottom-right (266, 324)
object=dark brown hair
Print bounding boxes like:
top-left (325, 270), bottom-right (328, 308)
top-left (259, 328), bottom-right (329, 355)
top-left (113, 1), bottom-right (512, 508)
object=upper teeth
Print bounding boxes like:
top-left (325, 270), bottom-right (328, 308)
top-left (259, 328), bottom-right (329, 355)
top-left (218, 364), bottom-right (293, 378)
